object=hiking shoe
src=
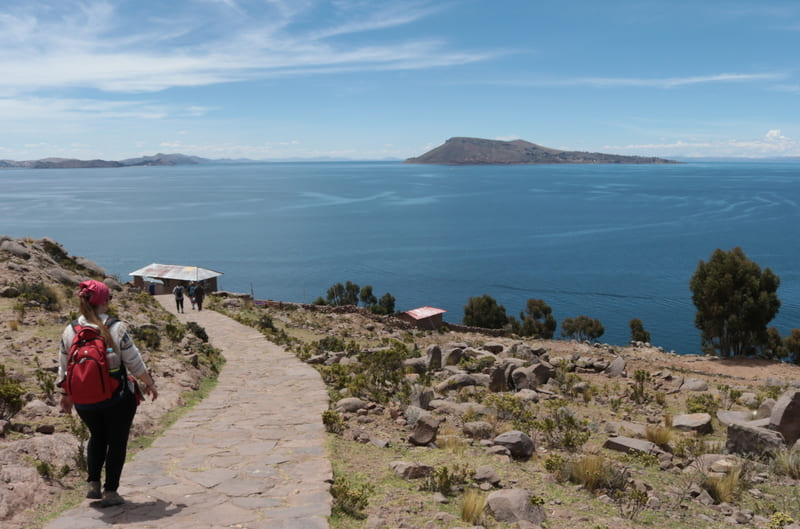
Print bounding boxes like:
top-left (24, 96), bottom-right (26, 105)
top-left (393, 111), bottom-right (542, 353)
top-left (100, 490), bottom-right (124, 507)
top-left (86, 481), bottom-right (101, 499)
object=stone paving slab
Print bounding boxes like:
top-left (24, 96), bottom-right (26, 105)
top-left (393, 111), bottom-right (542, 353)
top-left (43, 296), bottom-right (332, 529)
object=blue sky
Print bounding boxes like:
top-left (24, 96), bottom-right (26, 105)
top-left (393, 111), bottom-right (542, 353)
top-left (1, 0), bottom-right (799, 161)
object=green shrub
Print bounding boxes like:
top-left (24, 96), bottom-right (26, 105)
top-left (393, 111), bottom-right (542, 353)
top-left (14, 281), bottom-right (60, 311)
top-left (186, 321), bottom-right (209, 342)
top-left (421, 464), bottom-right (474, 496)
top-left (197, 343), bottom-right (225, 373)
top-left (322, 409), bottom-right (345, 434)
top-left (0, 364), bottom-right (25, 420)
top-left (483, 393), bottom-right (536, 432)
top-left (165, 322), bottom-right (185, 342)
top-left (629, 370), bottom-right (650, 404)
top-left (686, 393), bottom-right (719, 414)
top-left (767, 512), bottom-right (795, 529)
top-left (533, 401), bottom-right (590, 451)
top-left (130, 326), bottom-right (161, 350)
top-left (330, 474), bottom-right (372, 519)
top-left (34, 356), bottom-right (56, 398)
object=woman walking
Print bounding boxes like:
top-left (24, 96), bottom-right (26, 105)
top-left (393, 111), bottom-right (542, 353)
top-left (58, 280), bottom-right (158, 507)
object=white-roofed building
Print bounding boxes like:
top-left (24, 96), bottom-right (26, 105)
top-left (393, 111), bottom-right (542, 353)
top-left (129, 263), bottom-right (223, 293)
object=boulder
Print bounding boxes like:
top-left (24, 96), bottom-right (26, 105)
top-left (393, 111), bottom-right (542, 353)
top-left (474, 465), bottom-right (502, 486)
top-left (403, 357), bottom-right (428, 375)
top-left (488, 365), bottom-right (507, 392)
top-left (726, 422), bottom-right (786, 456)
top-left (403, 405), bottom-right (430, 427)
top-left (0, 240), bottom-right (30, 259)
top-left (756, 398), bottom-right (776, 420)
top-left (435, 374), bottom-right (477, 393)
top-left (483, 342), bottom-right (505, 354)
top-left (604, 356), bottom-right (626, 377)
top-left (463, 421), bottom-right (494, 440)
top-left (511, 365), bottom-right (537, 390)
top-left (409, 414), bottom-right (439, 446)
top-left (335, 397), bottom-right (368, 413)
top-left (680, 378), bottom-right (709, 392)
top-left (717, 410), bottom-right (754, 426)
top-left (442, 346), bottom-right (464, 366)
top-left (493, 430), bottom-right (534, 459)
top-left (410, 385), bottom-right (434, 410)
top-left (672, 413), bottom-right (713, 435)
top-left (603, 436), bottom-right (661, 455)
top-left (531, 361), bottom-right (556, 385)
top-left (390, 461), bottom-right (434, 480)
top-left (486, 489), bottom-right (546, 524)
top-left (425, 344), bottom-right (442, 370)
top-left (769, 390), bottom-right (800, 445)
top-left (515, 389), bottom-right (540, 403)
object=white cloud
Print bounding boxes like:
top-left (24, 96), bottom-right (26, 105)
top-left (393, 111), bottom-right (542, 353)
top-left (608, 130), bottom-right (800, 158)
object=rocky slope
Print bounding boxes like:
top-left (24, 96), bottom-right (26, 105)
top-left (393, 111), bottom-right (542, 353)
top-left (0, 235), bottom-right (218, 529)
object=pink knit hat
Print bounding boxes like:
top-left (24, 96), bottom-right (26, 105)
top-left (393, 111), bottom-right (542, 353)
top-left (78, 280), bottom-right (110, 306)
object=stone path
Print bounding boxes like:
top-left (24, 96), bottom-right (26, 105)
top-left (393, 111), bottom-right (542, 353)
top-left (43, 296), bottom-right (332, 529)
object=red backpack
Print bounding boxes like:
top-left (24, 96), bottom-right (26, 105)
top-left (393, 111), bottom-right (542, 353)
top-left (64, 319), bottom-right (121, 405)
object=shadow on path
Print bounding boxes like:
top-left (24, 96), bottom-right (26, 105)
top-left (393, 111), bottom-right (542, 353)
top-left (43, 295), bottom-right (332, 529)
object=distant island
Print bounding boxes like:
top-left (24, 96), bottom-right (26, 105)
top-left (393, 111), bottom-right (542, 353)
top-left (404, 137), bottom-right (678, 165)
top-left (0, 153), bottom-right (235, 169)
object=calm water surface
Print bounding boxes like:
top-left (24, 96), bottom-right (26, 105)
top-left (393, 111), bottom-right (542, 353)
top-left (2, 161), bottom-right (798, 354)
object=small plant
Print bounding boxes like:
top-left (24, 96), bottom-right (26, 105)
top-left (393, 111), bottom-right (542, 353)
top-left (330, 474), bottom-right (372, 519)
top-left (686, 393), bottom-right (719, 414)
top-left (197, 343), bottom-right (225, 373)
top-left (69, 415), bottom-right (90, 471)
top-left (645, 424), bottom-right (672, 449)
top-left (0, 364), bottom-right (25, 420)
top-left (622, 451), bottom-right (660, 468)
top-left (186, 321), bottom-right (209, 342)
top-left (460, 489), bottom-right (486, 525)
top-left (533, 401), bottom-right (590, 451)
top-left (322, 409), bottom-right (345, 434)
top-left (165, 322), bottom-right (185, 342)
top-left (14, 281), bottom-right (60, 310)
top-left (629, 370), bottom-right (650, 404)
top-left (420, 464), bottom-right (474, 496)
top-left (256, 312), bottom-right (275, 331)
top-left (7, 319), bottom-right (19, 331)
top-left (34, 356), bottom-right (56, 398)
top-left (767, 512), bottom-right (795, 529)
top-left (35, 460), bottom-right (54, 480)
top-left (484, 393), bottom-right (536, 432)
top-left (130, 326), bottom-right (161, 350)
top-left (701, 465), bottom-right (743, 504)
top-left (759, 385), bottom-right (783, 402)
top-left (773, 449), bottom-right (800, 480)
top-left (614, 488), bottom-right (648, 521)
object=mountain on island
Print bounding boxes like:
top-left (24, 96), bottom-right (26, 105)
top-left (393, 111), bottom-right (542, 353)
top-left (0, 153), bottom-right (212, 169)
top-left (404, 137), bottom-right (678, 165)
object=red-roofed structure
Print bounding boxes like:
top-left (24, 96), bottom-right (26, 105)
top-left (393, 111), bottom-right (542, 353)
top-left (398, 306), bottom-right (446, 330)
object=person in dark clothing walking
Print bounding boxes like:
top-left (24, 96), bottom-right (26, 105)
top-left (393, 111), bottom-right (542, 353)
top-left (172, 283), bottom-right (185, 313)
top-left (194, 283), bottom-right (205, 311)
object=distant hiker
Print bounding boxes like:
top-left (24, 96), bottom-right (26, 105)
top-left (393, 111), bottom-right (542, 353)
top-left (57, 280), bottom-right (158, 507)
top-left (194, 282), bottom-right (205, 311)
top-left (188, 281), bottom-right (197, 310)
top-left (148, 282), bottom-right (155, 295)
top-left (173, 283), bottom-right (185, 313)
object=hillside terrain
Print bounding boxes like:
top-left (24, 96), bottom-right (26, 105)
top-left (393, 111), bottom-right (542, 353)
top-left (405, 137), bottom-right (678, 165)
top-left (0, 153), bottom-right (209, 169)
top-left (0, 236), bottom-right (221, 528)
top-left (215, 300), bottom-right (800, 529)
top-left (2, 235), bottom-right (800, 529)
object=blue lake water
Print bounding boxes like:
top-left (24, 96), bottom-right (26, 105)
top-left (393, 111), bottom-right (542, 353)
top-left (1, 161), bottom-right (798, 355)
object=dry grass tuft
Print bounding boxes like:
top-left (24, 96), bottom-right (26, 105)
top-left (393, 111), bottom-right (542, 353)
top-left (773, 449), bottom-right (800, 479)
top-left (460, 488), bottom-right (486, 525)
top-left (701, 465), bottom-right (742, 504)
top-left (645, 424), bottom-right (673, 448)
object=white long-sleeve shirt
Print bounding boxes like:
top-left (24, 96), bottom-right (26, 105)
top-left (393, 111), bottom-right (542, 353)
top-left (58, 314), bottom-right (149, 385)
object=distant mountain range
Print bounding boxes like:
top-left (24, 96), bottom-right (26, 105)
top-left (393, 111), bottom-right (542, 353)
top-left (405, 137), bottom-right (678, 165)
top-left (0, 153), bottom-right (214, 169)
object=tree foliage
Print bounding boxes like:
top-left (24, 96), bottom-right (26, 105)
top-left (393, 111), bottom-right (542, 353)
top-left (326, 281), bottom-right (361, 306)
top-left (359, 285), bottom-right (377, 307)
top-left (372, 292), bottom-right (396, 315)
top-left (784, 329), bottom-right (800, 364)
top-left (629, 318), bottom-right (651, 344)
top-left (463, 294), bottom-right (508, 329)
top-left (561, 316), bottom-right (604, 342)
top-left (511, 298), bottom-right (557, 338)
top-left (689, 247), bottom-right (780, 357)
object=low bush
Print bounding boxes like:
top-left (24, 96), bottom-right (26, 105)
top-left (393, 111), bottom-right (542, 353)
top-left (533, 401), bottom-right (590, 451)
top-left (773, 449), bottom-right (800, 480)
top-left (0, 364), bottom-right (25, 420)
top-left (686, 393), bottom-right (719, 414)
top-left (186, 321), bottom-right (209, 342)
top-left (330, 474), bottom-right (372, 519)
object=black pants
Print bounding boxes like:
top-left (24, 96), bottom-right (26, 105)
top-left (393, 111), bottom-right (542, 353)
top-left (77, 392), bottom-right (137, 492)
top-left (196, 298), bottom-right (203, 311)
top-left (176, 297), bottom-right (184, 312)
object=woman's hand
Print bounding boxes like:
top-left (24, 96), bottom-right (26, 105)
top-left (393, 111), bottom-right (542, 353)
top-left (59, 394), bottom-right (73, 414)
top-left (145, 384), bottom-right (158, 401)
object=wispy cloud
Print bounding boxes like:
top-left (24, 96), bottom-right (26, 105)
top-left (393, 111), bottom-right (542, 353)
top-left (607, 130), bottom-right (800, 158)
top-left (0, 0), bottom-right (487, 96)
top-left (484, 72), bottom-right (787, 89)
